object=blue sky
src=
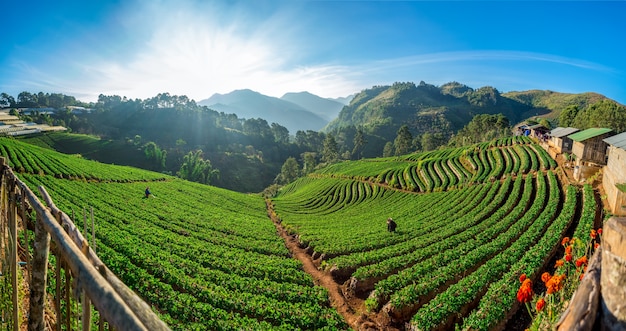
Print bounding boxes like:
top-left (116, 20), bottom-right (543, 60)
top-left (1, 0), bottom-right (625, 104)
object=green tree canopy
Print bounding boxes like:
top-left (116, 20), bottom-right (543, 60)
top-left (321, 134), bottom-right (339, 163)
top-left (382, 142), bottom-right (394, 157)
top-left (177, 150), bottom-right (220, 185)
top-left (571, 100), bottom-right (626, 132)
top-left (449, 113), bottom-right (510, 146)
top-left (559, 105), bottom-right (579, 127)
top-left (394, 125), bottom-right (413, 156)
top-left (277, 157), bottom-right (300, 184)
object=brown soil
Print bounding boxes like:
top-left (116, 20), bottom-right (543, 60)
top-left (266, 199), bottom-right (399, 331)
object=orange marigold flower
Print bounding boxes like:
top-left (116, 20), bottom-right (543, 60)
top-left (517, 279), bottom-right (533, 303)
top-left (546, 275), bottom-right (566, 294)
top-left (519, 274), bottom-right (527, 282)
top-left (565, 245), bottom-right (573, 255)
top-left (536, 298), bottom-right (546, 312)
top-left (570, 238), bottom-right (576, 245)
top-left (590, 229), bottom-right (597, 239)
top-left (598, 228), bottom-right (603, 235)
top-left (576, 256), bottom-right (588, 268)
top-left (555, 259), bottom-right (565, 268)
top-left (595, 242), bottom-right (600, 249)
top-left (580, 273), bottom-right (585, 281)
top-left (565, 254), bottom-right (573, 262)
top-left (561, 237), bottom-right (570, 246)
top-left (541, 272), bottom-right (551, 284)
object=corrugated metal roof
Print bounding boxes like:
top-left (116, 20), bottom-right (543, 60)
top-left (604, 132), bottom-right (626, 150)
top-left (568, 128), bottom-right (613, 142)
top-left (550, 127), bottom-right (580, 138)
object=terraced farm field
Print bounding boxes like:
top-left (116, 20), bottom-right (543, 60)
top-left (1, 137), bottom-right (347, 330)
top-left (2, 135), bottom-right (596, 330)
top-left (272, 137), bottom-right (591, 330)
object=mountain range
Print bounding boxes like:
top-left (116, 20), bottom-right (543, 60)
top-left (325, 81), bottom-right (619, 142)
top-left (198, 89), bottom-right (349, 133)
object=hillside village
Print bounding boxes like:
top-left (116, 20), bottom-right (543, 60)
top-left (525, 124), bottom-right (626, 216)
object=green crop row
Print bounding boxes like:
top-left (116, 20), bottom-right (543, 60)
top-left (409, 172), bottom-right (562, 330)
top-left (461, 184), bottom-right (578, 330)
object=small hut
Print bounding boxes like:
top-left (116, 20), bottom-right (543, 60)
top-left (568, 128), bottom-right (613, 181)
top-left (603, 132), bottom-right (626, 216)
top-left (527, 124), bottom-right (549, 141)
top-left (549, 127), bottom-right (580, 154)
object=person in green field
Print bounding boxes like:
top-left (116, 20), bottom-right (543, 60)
top-left (387, 217), bottom-right (397, 233)
top-left (145, 186), bottom-right (151, 198)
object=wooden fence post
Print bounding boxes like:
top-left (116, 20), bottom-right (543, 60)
top-left (20, 189), bottom-right (31, 279)
top-left (28, 213), bottom-right (50, 331)
top-left (9, 178), bottom-right (18, 331)
top-left (601, 217), bottom-right (626, 330)
top-left (82, 207), bottom-right (92, 331)
top-left (55, 252), bottom-right (61, 331)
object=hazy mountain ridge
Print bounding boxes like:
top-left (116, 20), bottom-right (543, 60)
top-left (280, 91), bottom-right (346, 121)
top-left (199, 89), bottom-right (329, 133)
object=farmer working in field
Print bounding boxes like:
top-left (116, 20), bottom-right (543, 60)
top-left (387, 217), bottom-right (397, 233)
top-left (145, 186), bottom-right (151, 198)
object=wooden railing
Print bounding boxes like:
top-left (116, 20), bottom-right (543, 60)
top-left (558, 216), bottom-right (626, 331)
top-left (0, 157), bottom-right (170, 331)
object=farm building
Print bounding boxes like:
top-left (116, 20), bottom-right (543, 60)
top-left (0, 111), bottom-right (67, 136)
top-left (603, 132), bottom-right (626, 216)
top-left (568, 128), bottom-right (613, 181)
top-left (548, 127), bottom-right (579, 154)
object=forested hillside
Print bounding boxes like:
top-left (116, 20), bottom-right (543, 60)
top-left (324, 81), bottom-right (625, 155)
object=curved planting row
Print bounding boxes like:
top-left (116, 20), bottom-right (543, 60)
top-left (312, 137), bottom-right (553, 194)
top-left (461, 183), bottom-right (578, 330)
top-left (408, 171), bottom-right (563, 330)
top-left (0, 137), bottom-right (169, 182)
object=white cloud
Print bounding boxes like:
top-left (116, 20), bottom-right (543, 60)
top-left (53, 1), bottom-right (361, 101)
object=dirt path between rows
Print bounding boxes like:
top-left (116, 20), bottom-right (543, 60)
top-left (265, 199), bottom-right (397, 331)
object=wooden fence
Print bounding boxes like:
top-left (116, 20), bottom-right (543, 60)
top-left (0, 157), bottom-right (170, 331)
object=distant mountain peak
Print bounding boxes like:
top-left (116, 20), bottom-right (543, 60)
top-left (198, 90), bottom-right (328, 132)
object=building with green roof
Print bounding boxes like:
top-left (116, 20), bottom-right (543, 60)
top-left (568, 128), bottom-right (614, 181)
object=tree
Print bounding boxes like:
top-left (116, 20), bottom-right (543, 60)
top-left (571, 100), bottom-right (626, 132)
top-left (277, 157), bottom-right (300, 184)
top-left (17, 91), bottom-right (38, 107)
top-left (143, 142), bottom-right (167, 171)
top-left (0, 93), bottom-right (15, 108)
top-left (301, 152), bottom-right (317, 175)
top-left (352, 128), bottom-right (367, 159)
top-left (382, 142), bottom-right (394, 157)
top-left (322, 134), bottom-right (339, 163)
top-left (271, 123), bottom-right (290, 144)
top-left (448, 113), bottom-right (510, 146)
top-left (394, 125), bottom-right (413, 156)
top-left (177, 150), bottom-right (220, 184)
top-left (559, 105), bottom-right (579, 127)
